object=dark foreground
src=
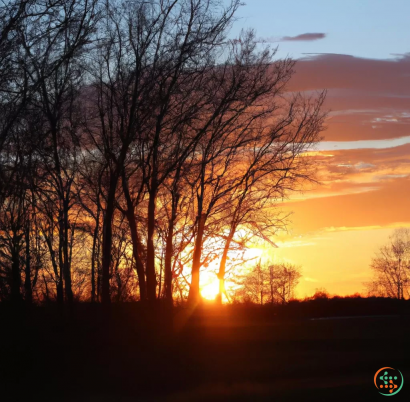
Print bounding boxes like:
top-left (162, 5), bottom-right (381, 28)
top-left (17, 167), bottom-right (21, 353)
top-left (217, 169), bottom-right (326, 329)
top-left (1, 299), bottom-right (409, 401)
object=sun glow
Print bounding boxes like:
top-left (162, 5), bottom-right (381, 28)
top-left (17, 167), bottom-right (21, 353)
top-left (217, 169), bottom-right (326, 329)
top-left (198, 245), bottom-right (266, 301)
top-left (200, 279), bottom-right (220, 300)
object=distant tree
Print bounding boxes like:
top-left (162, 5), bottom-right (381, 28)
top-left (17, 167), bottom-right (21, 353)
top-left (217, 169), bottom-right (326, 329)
top-left (237, 260), bottom-right (301, 305)
top-left (271, 263), bottom-right (302, 305)
top-left (311, 288), bottom-right (330, 300)
top-left (366, 228), bottom-right (410, 299)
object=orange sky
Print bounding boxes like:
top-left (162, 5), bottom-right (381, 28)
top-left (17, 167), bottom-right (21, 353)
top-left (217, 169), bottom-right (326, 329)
top-left (268, 53), bottom-right (410, 298)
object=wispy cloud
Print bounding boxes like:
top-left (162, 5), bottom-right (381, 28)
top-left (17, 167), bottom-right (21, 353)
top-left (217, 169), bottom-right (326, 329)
top-left (277, 240), bottom-right (317, 248)
top-left (304, 277), bottom-right (319, 282)
top-left (257, 33), bottom-right (326, 43)
top-left (315, 136), bottom-right (410, 151)
top-left (324, 222), bottom-right (410, 233)
top-left (281, 33), bottom-right (326, 42)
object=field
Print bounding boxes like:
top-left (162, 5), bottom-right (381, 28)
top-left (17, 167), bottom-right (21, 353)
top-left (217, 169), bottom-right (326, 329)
top-left (1, 300), bottom-right (409, 401)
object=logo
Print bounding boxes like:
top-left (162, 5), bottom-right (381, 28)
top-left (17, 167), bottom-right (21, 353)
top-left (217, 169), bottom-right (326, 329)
top-left (374, 367), bottom-right (404, 396)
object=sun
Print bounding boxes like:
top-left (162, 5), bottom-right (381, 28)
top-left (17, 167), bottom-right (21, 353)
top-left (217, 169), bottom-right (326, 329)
top-left (199, 268), bottom-right (221, 300)
top-left (198, 246), bottom-right (265, 301)
top-left (200, 278), bottom-right (220, 300)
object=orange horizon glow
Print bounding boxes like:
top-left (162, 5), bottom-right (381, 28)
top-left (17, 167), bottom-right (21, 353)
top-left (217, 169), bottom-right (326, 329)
top-left (158, 53), bottom-right (409, 302)
top-left (199, 53), bottom-right (410, 300)
top-left (244, 53), bottom-right (410, 299)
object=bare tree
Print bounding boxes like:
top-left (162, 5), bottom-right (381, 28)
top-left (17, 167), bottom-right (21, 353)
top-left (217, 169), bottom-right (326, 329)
top-left (0, 184), bottom-right (26, 302)
top-left (85, 0), bottom-right (243, 304)
top-left (76, 154), bottom-right (106, 302)
top-left (0, 112), bottom-right (42, 303)
top-left (214, 90), bottom-right (325, 304)
top-left (0, 0), bottom-right (30, 160)
top-left (0, 0), bottom-right (98, 200)
top-left (367, 229), bottom-right (410, 299)
top-left (184, 32), bottom-right (325, 304)
top-left (238, 260), bottom-right (301, 305)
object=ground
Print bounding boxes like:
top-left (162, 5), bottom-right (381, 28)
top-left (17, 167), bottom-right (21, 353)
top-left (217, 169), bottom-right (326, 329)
top-left (0, 300), bottom-right (409, 401)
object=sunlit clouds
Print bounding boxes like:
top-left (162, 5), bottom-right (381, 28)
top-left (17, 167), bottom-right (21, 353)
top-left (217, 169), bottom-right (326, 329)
top-left (266, 52), bottom-right (410, 297)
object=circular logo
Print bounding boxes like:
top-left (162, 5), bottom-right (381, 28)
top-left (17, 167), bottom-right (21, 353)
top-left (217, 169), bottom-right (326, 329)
top-left (374, 367), bottom-right (404, 396)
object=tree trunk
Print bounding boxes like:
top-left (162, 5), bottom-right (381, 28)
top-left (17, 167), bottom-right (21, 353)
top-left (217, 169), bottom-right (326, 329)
top-left (54, 252), bottom-right (63, 304)
top-left (57, 266), bottom-right (64, 305)
top-left (146, 186), bottom-right (157, 301)
top-left (216, 231), bottom-right (234, 305)
top-left (164, 190), bottom-right (180, 304)
top-left (24, 224), bottom-right (32, 304)
top-left (188, 213), bottom-right (207, 304)
top-left (90, 214), bottom-right (99, 302)
top-left (158, 257), bottom-right (163, 299)
top-left (129, 217), bottom-right (147, 301)
top-left (122, 176), bottom-right (147, 300)
top-left (45, 234), bottom-right (63, 303)
top-left (43, 274), bottom-right (50, 301)
top-left (101, 174), bottom-right (118, 305)
top-left (269, 266), bottom-right (274, 304)
top-left (164, 217), bottom-right (175, 303)
top-left (62, 201), bottom-right (73, 304)
top-left (11, 242), bottom-right (21, 303)
top-left (97, 236), bottom-right (101, 302)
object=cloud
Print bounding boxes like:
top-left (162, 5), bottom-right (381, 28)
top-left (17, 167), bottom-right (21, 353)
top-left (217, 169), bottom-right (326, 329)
top-left (280, 143), bottom-right (410, 230)
top-left (256, 33), bottom-right (326, 43)
top-left (273, 51), bottom-right (410, 280)
top-left (271, 51), bottom-right (410, 292)
top-left (301, 144), bottom-right (410, 200)
top-left (281, 33), bottom-right (326, 42)
top-left (286, 53), bottom-right (410, 141)
top-left (290, 53), bottom-right (410, 94)
top-left (304, 277), bottom-right (318, 282)
top-left (316, 137), bottom-right (410, 151)
top-left (277, 240), bottom-right (316, 248)
top-left (324, 223), bottom-right (410, 233)
top-left (353, 162), bottom-right (376, 169)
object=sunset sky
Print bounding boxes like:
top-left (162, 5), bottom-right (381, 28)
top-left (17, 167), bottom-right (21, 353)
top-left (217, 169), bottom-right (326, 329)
top-left (224, 1), bottom-right (410, 298)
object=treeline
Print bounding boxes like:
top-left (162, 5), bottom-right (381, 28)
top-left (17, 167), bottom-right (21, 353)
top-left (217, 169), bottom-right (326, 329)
top-left (265, 296), bottom-right (410, 320)
top-left (0, 0), bottom-right (325, 306)
top-left (232, 260), bottom-right (302, 305)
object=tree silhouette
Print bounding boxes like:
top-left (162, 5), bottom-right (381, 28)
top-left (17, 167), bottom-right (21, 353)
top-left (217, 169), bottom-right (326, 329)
top-left (367, 228), bottom-right (410, 299)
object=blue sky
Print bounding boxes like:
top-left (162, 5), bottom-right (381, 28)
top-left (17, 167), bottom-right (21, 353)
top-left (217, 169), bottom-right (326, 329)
top-left (230, 0), bottom-right (410, 60)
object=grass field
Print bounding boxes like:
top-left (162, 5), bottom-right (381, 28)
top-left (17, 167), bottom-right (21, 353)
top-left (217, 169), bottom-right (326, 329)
top-left (1, 301), bottom-right (409, 401)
